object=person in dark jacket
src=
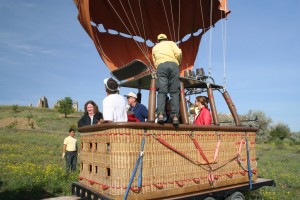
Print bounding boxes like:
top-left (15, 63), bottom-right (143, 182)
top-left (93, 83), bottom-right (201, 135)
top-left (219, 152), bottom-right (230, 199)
top-left (78, 100), bottom-right (103, 127)
top-left (125, 92), bottom-right (148, 122)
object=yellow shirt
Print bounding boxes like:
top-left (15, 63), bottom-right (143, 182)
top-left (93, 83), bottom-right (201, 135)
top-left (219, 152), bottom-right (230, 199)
top-left (63, 136), bottom-right (77, 151)
top-left (152, 40), bottom-right (182, 68)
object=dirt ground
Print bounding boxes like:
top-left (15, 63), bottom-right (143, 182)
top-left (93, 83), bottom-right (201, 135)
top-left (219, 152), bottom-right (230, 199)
top-left (0, 117), bottom-right (39, 129)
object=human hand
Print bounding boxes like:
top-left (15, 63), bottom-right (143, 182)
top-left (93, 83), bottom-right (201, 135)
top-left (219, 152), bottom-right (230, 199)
top-left (98, 119), bottom-right (105, 124)
top-left (62, 152), bottom-right (65, 159)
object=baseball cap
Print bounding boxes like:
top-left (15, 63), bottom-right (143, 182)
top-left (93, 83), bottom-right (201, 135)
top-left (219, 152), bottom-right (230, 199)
top-left (124, 92), bottom-right (137, 99)
top-left (157, 33), bottom-right (167, 40)
top-left (104, 77), bottom-right (119, 92)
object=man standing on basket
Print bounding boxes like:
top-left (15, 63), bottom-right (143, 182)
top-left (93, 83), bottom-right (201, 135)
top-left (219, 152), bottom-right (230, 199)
top-left (152, 33), bottom-right (182, 126)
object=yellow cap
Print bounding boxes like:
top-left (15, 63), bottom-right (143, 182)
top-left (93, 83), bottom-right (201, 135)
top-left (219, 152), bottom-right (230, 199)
top-left (157, 34), bottom-right (167, 40)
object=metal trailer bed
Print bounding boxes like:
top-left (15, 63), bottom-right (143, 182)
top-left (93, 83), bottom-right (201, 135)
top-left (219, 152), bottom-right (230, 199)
top-left (72, 178), bottom-right (275, 200)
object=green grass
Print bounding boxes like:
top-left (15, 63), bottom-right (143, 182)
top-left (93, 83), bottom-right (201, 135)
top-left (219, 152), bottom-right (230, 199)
top-left (0, 106), bottom-right (299, 199)
top-left (0, 106), bottom-right (81, 199)
top-left (247, 144), bottom-right (300, 200)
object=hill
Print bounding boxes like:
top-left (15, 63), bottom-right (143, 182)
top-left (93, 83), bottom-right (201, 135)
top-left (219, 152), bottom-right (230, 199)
top-left (0, 105), bottom-right (82, 199)
top-left (0, 106), bottom-right (299, 200)
top-left (0, 105), bottom-right (82, 131)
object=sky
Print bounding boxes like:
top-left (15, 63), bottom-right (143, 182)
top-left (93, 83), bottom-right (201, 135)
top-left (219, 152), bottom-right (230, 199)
top-left (0, 0), bottom-right (299, 132)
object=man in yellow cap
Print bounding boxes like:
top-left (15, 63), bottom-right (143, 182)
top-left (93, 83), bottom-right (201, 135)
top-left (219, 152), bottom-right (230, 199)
top-left (152, 34), bottom-right (182, 126)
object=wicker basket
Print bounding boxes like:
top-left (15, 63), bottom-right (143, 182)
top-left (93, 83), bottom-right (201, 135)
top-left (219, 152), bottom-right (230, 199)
top-left (78, 124), bottom-right (257, 199)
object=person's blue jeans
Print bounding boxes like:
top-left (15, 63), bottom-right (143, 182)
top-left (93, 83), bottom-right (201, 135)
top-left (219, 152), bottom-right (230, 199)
top-left (65, 151), bottom-right (77, 173)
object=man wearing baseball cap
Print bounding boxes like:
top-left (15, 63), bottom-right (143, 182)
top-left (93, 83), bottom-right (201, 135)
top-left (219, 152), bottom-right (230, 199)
top-left (125, 92), bottom-right (148, 122)
top-left (152, 33), bottom-right (182, 126)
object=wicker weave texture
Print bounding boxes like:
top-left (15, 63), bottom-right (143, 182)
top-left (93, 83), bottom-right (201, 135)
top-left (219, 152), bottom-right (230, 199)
top-left (78, 128), bottom-right (257, 198)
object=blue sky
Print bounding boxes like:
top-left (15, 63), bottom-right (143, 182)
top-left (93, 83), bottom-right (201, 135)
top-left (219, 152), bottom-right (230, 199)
top-left (0, 0), bottom-right (299, 132)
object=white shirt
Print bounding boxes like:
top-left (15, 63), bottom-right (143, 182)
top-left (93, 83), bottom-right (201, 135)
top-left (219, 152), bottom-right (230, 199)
top-left (63, 136), bottom-right (77, 151)
top-left (103, 94), bottom-right (128, 122)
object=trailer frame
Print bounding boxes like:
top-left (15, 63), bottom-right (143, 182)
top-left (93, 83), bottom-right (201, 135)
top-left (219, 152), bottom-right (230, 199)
top-left (72, 178), bottom-right (275, 200)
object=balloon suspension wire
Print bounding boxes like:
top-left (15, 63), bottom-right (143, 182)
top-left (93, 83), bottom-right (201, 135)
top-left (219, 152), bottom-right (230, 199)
top-left (208, 0), bottom-right (213, 77)
top-left (195, 0), bottom-right (207, 69)
top-left (221, 10), bottom-right (227, 91)
top-left (162, 0), bottom-right (174, 42)
top-left (177, 0), bottom-right (181, 44)
top-left (127, 0), bottom-right (148, 54)
top-left (137, 0), bottom-right (149, 55)
top-left (169, 0), bottom-right (176, 43)
top-left (106, 0), bottom-right (155, 70)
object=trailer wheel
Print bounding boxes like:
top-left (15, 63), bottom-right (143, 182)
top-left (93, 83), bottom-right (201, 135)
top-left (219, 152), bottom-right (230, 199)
top-left (204, 197), bottom-right (216, 200)
top-left (225, 191), bottom-right (245, 200)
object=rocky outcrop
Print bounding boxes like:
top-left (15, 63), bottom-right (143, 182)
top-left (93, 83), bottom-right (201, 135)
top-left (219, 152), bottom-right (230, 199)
top-left (73, 101), bottom-right (78, 112)
top-left (37, 96), bottom-right (49, 108)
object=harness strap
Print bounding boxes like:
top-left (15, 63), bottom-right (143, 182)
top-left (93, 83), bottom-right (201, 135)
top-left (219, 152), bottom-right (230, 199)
top-left (246, 134), bottom-right (253, 190)
top-left (123, 135), bottom-right (145, 200)
top-left (155, 136), bottom-right (201, 166)
top-left (191, 137), bottom-right (210, 164)
top-left (213, 139), bottom-right (221, 162)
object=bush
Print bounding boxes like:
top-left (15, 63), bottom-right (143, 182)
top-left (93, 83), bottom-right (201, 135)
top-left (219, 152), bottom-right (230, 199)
top-left (275, 139), bottom-right (284, 149)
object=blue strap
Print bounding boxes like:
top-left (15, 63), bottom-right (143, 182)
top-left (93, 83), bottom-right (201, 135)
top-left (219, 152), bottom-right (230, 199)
top-left (245, 136), bottom-right (252, 190)
top-left (138, 138), bottom-right (145, 187)
top-left (123, 137), bottom-right (145, 200)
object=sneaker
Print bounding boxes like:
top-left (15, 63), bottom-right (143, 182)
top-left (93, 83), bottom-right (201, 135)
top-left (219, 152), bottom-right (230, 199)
top-left (157, 112), bottom-right (164, 124)
top-left (172, 115), bottom-right (179, 126)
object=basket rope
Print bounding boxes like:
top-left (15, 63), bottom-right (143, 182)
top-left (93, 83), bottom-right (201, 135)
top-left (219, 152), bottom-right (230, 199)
top-left (124, 130), bottom-right (146, 200)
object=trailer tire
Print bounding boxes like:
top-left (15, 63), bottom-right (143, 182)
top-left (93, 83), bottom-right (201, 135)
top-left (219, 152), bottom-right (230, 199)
top-left (225, 191), bottom-right (245, 200)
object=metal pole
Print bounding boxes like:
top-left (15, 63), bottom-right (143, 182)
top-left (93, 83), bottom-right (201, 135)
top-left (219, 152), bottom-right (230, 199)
top-left (147, 75), bottom-right (156, 122)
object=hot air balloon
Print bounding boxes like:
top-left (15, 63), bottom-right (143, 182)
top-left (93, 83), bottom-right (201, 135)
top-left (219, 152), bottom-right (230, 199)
top-left (73, 0), bottom-right (229, 75)
top-left (73, 1), bottom-right (273, 199)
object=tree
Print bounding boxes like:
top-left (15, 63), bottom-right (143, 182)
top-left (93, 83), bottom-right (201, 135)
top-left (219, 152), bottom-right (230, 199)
top-left (241, 110), bottom-right (272, 143)
top-left (270, 122), bottom-right (291, 141)
top-left (55, 97), bottom-right (74, 118)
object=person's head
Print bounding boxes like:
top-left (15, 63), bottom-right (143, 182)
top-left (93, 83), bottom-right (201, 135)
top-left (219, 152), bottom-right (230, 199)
top-left (195, 96), bottom-right (209, 109)
top-left (84, 100), bottom-right (99, 115)
top-left (104, 78), bottom-right (119, 94)
top-left (69, 128), bottom-right (75, 137)
top-left (125, 92), bottom-right (137, 106)
top-left (157, 33), bottom-right (167, 42)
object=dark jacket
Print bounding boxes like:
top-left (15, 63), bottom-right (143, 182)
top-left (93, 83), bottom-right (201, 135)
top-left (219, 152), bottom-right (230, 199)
top-left (131, 102), bottom-right (148, 122)
top-left (78, 112), bottom-right (103, 128)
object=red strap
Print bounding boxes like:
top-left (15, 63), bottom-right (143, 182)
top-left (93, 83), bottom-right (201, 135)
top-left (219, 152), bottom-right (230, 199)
top-left (130, 187), bottom-right (140, 193)
top-left (192, 138), bottom-right (210, 164)
top-left (149, 88), bottom-right (156, 91)
top-left (156, 137), bottom-right (201, 165)
top-left (208, 172), bottom-right (215, 185)
top-left (102, 185), bottom-right (110, 190)
top-left (175, 181), bottom-right (184, 187)
top-left (89, 180), bottom-right (95, 185)
top-left (238, 139), bottom-right (244, 155)
top-left (192, 178), bottom-right (200, 184)
top-left (153, 183), bottom-right (163, 189)
top-left (213, 140), bottom-right (221, 162)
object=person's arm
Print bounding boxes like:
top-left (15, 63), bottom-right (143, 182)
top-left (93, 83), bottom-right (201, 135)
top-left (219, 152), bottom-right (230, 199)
top-left (62, 144), bottom-right (67, 159)
top-left (102, 98), bottom-right (114, 122)
top-left (78, 115), bottom-right (86, 128)
top-left (142, 105), bottom-right (148, 119)
top-left (203, 109), bottom-right (212, 126)
top-left (172, 42), bottom-right (182, 64)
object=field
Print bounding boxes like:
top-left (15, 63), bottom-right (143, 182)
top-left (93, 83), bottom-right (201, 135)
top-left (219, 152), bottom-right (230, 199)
top-left (0, 106), bottom-right (300, 199)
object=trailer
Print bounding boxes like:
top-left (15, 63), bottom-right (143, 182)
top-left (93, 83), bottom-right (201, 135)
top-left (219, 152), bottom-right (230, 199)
top-left (72, 178), bottom-right (275, 200)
